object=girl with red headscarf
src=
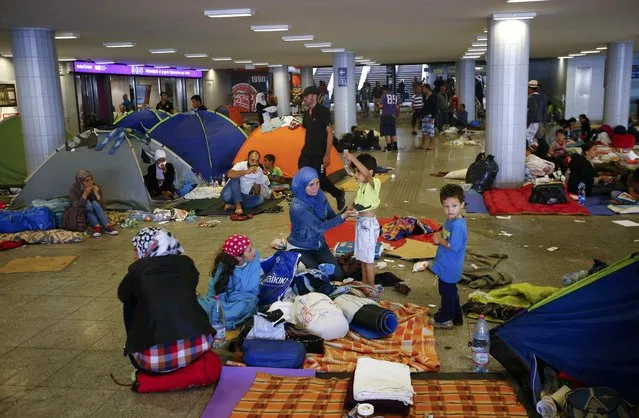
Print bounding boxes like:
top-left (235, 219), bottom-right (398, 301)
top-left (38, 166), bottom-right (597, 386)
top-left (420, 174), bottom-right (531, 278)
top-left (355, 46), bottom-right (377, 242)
top-left (198, 235), bottom-right (261, 329)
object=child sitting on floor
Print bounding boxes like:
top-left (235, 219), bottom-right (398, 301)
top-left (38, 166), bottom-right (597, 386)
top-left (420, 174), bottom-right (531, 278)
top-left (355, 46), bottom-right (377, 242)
top-left (428, 184), bottom-right (467, 329)
top-left (263, 154), bottom-right (290, 192)
top-left (549, 129), bottom-right (570, 172)
top-left (198, 235), bottom-right (261, 329)
top-left (345, 152), bottom-right (381, 286)
top-left (69, 169), bottom-right (118, 238)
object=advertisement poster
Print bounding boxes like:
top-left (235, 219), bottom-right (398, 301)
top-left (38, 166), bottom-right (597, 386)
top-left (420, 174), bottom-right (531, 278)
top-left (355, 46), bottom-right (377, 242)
top-left (0, 84), bottom-right (17, 107)
top-left (231, 71), bottom-right (268, 112)
top-left (632, 65), bottom-right (639, 79)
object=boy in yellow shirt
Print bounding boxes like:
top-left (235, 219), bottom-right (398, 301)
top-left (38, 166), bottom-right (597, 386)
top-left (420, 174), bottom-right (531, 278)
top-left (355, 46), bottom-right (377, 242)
top-left (345, 152), bottom-right (381, 286)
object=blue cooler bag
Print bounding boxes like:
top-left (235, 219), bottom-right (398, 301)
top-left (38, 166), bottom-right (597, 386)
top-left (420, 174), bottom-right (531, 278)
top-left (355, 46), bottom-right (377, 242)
top-left (0, 207), bottom-right (55, 233)
top-left (242, 339), bottom-right (306, 368)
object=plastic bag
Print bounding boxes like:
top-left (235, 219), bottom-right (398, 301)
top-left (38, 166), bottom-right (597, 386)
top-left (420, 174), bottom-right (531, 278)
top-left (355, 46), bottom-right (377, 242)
top-left (246, 315), bottom-right (286, 341)
top-left (465, 153), bottom-right (499, 193)
top-left (0, 207), bottom-right (55, 233)
top-left (258, 251), bottom-right (301, 306)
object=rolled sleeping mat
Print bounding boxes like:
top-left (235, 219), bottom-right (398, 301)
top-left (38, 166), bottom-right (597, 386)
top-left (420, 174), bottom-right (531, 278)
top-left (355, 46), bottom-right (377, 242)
top-left (349, 304), bottom-right (398, 339)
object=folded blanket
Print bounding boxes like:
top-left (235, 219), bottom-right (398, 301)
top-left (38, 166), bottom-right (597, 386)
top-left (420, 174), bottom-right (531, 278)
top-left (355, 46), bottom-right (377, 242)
top-left (353, 357), bottom-right (414, 405)
top-left (344, 377), bottom-right (410, 416)
top-left (350, 304), bottom-right (398, 339)
top-left (334, 294), bottom-right (377, 323)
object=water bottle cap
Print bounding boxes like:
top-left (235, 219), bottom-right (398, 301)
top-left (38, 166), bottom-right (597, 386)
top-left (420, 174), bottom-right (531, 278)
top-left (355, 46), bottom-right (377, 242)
top-left (478, 314), bottom-right (484, 319)
top-left (214, 295), bottom-right (220, 300)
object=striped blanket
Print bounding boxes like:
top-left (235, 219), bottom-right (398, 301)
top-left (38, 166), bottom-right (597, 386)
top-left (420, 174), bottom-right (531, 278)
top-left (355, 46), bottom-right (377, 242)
top-left (304, 302), bottom-right (440, 373)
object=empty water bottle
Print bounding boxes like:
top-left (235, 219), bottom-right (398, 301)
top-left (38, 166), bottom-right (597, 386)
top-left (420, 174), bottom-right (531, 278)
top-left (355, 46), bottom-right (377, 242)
top-left (561, 269), bottom-right (589, 286)
top-left (471, 314), bottom-right (490, 373)
top-left (577, 182), bottom-right (586, 206)
top-left (211, 296), bottom-right (226, 349)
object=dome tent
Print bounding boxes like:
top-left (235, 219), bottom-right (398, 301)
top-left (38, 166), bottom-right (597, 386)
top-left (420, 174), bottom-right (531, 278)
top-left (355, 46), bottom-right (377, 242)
top-left (0, 116), bottom-right (27, 187)
top-left (114, 109), bottom-right (169, 134)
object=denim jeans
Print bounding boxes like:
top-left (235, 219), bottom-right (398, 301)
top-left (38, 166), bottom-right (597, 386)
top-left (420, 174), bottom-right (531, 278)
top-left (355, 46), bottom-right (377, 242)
top-left (289, 242), bottom-right (344, 281)
top-left (85, 200), bottom-right (109, 227)
top-left (221, 177), bottom-right (264, 209)
top-left (434, 280), bottom-right (462, 323)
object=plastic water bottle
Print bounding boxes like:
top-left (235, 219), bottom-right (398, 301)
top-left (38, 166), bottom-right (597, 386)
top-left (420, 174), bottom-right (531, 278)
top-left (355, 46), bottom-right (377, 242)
top-left (561, 269), bottom-right (589, 286)
top-left (471, 314), bottom-right (490, 373)
top-left (211, 296), bottom-right (226, 349)
top-left (577, 182), bottom-right (586, 206)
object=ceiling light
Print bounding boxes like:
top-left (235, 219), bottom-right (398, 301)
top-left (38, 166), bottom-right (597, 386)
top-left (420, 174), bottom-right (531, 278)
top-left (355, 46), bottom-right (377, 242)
top-left (268, 64), bottom-right (282, 68)
top-left (212, 57), bottom-right (232, 61)
top-left (282, 35), bottom-right (314, 42)
top-left (569, 53), bottom-right (586, 57)
top-left (581, 50), bottom-right (600, 54)
top-left (355, 56), bottom-right (363, 60)
top-left (596, 46), bottom-right (607, 50)
top-left (483, 28), bottom-right (488, 33)
top-left (234, 60), bottom-right (252, 64)
top-left (103, 42), bottom-right (136, 48)
top-left (1, 54), bottom-right (12, 58)
top-left (95, 61), bottom-right (114, 64)
top-left (196, 68), bottom-right (211, 71)
top-left (304, 42), bottom-right (331, 48)
top-left (476, 35), bottom-right (488, 41)
top-left (493, 12), bottom-right (536, 20)
top-left (55, 32), bottom-right (79, 40)
top-left (58, 58), bottom-right (77, 62)
top-left (253, 62), bottom-right (268, 66)
top-left (468, 48), bottom-right (487, 52)
top-left (462, 56), bottom-right (479, 60)
top-left (251, 25), bottom-right (289, 32)
top-left (475, 66), bottom-right (483, 70)
top-left (184, 53), bottom-right (208, 58)
top-left (557, 56), bottom-right (573, 59)
top-left (472, 42), bottom-right (487, 47)
top-left (321, 48), bottom-right (345, 53)
top-left (204, 8), bottom-right (254, 18)
top-left (506, 0), bottom-right (547, 2)
top-left (149, 48), bottom-right (177, 54)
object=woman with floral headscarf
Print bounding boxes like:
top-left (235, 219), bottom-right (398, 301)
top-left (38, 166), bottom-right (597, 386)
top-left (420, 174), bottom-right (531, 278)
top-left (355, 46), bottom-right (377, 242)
top-left (118, 227), bottom-right (213, 373)
top-left (69, 169), bottom-right (118, 237)
top-left (198, 234), bottom-right (261, 329)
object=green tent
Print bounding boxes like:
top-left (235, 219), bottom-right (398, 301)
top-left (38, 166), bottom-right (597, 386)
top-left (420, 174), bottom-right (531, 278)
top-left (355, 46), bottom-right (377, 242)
top-left (0, 116), bottom-right (27, 187)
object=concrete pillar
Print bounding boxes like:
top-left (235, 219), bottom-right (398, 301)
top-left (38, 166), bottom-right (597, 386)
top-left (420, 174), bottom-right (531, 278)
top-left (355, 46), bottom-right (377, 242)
top-left (301, 67), bottom-right (314, 89)
top-left (604, 41), bottom-right (633, 127)
top-left (272, 66), bottom-right (290, 116)
top-left (332, 51), bottom-right (356, 138)
top-left (485, 16), bottom-right (531, 188)
top-left (457, 59), bottom-right (476, 121)
top-left (10, 28), bottom-right (66, 174)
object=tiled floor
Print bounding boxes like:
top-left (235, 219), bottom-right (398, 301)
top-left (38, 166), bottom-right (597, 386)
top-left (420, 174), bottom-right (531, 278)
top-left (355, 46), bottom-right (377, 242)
top-left (1, 117), bottom-right (637, 417)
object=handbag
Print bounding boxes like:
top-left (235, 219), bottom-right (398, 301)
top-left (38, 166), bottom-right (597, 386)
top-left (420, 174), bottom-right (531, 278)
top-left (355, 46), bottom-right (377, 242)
top-left (62, 204), bottom-right (87, 232)
top-left (529, 183), bottom-right (568, 205)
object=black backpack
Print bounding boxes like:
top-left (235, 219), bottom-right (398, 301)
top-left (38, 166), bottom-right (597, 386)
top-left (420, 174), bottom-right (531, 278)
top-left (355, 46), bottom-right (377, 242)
top-left (529, 183), bottom-right (568, 205)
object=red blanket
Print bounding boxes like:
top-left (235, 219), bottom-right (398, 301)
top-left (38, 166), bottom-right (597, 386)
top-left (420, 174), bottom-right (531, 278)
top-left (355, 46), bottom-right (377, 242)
top-left (324, 217), bottom-right (439, 249)
top-left (483, 185), bottom-right (589, 216)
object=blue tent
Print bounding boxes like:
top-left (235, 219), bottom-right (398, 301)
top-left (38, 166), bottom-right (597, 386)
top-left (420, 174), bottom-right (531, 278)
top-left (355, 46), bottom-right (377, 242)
top-left (490, 253), bottom-right (639, 404)
top-left (147, 111), bottom-right (247, 181)
top-left (114, 109), bottom-right (169, 133)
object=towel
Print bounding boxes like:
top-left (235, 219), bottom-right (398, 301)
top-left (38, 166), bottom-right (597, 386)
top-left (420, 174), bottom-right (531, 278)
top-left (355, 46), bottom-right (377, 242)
top-left (334, 294), bottom-right (377, 323)
top-left (353, 357), bottom-right (415, 405)
top-left (350, 304), bottom-right (398, 339)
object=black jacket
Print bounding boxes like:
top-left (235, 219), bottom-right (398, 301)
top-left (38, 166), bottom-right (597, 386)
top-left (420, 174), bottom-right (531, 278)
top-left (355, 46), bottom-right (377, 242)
top-left (144, 163), bottom-right (176, 196)
top-left (422, 93), bottom-right (437, 117)
top-left (567, 153), bottom-right (598, 196)
top-left (118, 255), bottom-right (212, 354)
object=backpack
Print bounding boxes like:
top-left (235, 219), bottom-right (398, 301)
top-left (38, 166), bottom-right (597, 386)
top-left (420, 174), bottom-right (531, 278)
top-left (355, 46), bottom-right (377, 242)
top-left (529, 183), bottom-right (568, 205)
top-left (566, 387), bottom-right (631, 418)
top-left (466, 154), bottom-right (499, 193)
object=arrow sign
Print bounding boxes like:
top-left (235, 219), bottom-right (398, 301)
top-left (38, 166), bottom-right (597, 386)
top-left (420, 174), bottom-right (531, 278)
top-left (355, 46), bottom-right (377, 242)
top-left (337, 67), bottom-right (347, 87)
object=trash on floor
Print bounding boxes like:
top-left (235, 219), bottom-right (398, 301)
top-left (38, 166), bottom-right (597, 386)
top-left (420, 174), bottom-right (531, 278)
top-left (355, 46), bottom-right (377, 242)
top-left (498, 231), bottom-right (513, 237)
top-left (412, 261), bottom-right (429, 272)
top-left (547, 247), bottom-right (559, 252)
top-left (496, 215), bottom-right (511, 220)
top-left (612, 220), bottom-right (639, 227)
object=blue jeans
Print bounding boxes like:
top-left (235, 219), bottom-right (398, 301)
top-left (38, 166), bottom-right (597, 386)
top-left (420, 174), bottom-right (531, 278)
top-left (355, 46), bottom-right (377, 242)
top-left (289, 242), bottom-right (344, 281)
top-left (221, 178), bottom-right (263, 209)
top-left (85, 200), bottom-right (109, 227)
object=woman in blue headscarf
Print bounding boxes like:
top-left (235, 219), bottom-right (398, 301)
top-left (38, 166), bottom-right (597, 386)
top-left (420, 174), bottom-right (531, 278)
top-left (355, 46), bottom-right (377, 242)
top-left (287, 167), bottom-right (358, 281)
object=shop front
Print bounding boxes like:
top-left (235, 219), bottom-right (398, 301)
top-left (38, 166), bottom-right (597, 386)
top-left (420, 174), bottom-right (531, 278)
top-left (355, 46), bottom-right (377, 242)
top-left (72, 61), bottom-right (202, 131)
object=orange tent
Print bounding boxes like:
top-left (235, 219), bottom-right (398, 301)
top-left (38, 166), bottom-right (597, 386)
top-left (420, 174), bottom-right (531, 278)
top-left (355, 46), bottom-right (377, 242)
top-left (233, 125), bottom-right (345, 180)
top-left (226, 105), bottom-right (244, 127)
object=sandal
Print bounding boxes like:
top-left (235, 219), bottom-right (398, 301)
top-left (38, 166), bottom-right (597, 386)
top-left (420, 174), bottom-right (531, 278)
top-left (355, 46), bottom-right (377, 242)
top-left (230, 213), bottom-right (253, 221)
top-left (394, 282), bottom-right (411, 295)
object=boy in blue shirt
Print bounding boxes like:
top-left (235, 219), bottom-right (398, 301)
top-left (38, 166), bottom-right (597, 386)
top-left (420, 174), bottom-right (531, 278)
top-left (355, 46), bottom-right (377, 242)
top-left (429, 184), bottom-right (467, 329)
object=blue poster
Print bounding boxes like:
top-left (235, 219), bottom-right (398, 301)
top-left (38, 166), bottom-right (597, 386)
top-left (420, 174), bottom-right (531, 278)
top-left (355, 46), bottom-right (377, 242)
top-left (337, 67), bottom-right (347, 87)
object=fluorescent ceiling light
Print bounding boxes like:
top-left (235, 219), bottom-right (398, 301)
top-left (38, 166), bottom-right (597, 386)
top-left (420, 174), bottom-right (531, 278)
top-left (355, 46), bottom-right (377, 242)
top-left (149, 48), bottom-right (177, 54)
top-left (282, 35), bottom-right (314, 42)
top-left (475, 66), bottom-right (483, 70)
top-left (493, 12), bottom-right (536, 20)
top-left (58, 58), bottom-right (77, 61)
top-left (468, 48), bottom-right (487, 52)
top-left (268, 64), bottom-right (282, 68)
top-left (472, 42), bottom-right (487, 47)
top-left (355, 56), bottom-right (363, 60)
top-left (184, 53), bottom-right (208, 58)
top-left (253, 62), bottom-right (268, 66)
top-left (507, 0), bottom-right (547, 2)
top-left (596, 46), bottom-right (607, 50)
top-left (304, 42), bottom-right (331, 48)
top-left (321, 48), bottom-right (345, 53)
top-left (95, 61), bottom-right (114, 64)
top-left (581, 50), bottom-right (600, 54)
top-left (483, 28), bottom-right (488, 33)
top-left (569, 53), bottom-right (586, 57)
top-left (234, 60), bottom-right (252, 64)
top-left (251, 25), bottom-right (289, 32)
top-left (103, 42), bottom-right (136, 48)
top-left (462, 56), bottom-right (478, 60)
top-left (55, 32), bottom-right (79, 40)
top-left (557, 56), bottom-right (573, 59)
top-left (476, 35), bottom-right (488, 41)
top-left (204, 8), bottom-right (254, 18)
top-left (1, 54), bottom-right (12, 58)
top-left (212, 57), bottom-right (232, 61)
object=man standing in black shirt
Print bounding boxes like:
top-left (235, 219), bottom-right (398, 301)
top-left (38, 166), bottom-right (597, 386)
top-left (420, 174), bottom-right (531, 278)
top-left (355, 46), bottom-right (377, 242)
top-left (156, 92), bottom-right (175, 114)
top-left (292, 86), bottom-right (345, 210)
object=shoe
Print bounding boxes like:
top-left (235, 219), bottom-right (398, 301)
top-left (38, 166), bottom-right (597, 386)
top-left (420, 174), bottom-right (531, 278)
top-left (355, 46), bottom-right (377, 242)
top-left (103, 225), bottom-right (119, 235)
top-left (336, 191), bottom-right (346, 211)
top-left (453, 319), bottom-right (464, 326)
top-left (434, 320), bottom-right (453, 329)
top-left (92, 226), bottom-right (102, 238)
top-left (411, 131), bottom-right (417, 136)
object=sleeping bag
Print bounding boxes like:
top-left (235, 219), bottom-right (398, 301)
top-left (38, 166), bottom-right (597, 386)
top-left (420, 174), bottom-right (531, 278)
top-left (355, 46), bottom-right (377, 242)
top-left (293, 292), bottom-right (349, 341)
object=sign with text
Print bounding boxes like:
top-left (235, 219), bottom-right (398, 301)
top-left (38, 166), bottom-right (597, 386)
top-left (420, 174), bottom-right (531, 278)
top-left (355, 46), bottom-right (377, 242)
top-left (337, 67), bottom-right (347, 87)
top-left (231, 71), bottom-right (269, 112)
top-left (73, 61), bottom-right (202, 78)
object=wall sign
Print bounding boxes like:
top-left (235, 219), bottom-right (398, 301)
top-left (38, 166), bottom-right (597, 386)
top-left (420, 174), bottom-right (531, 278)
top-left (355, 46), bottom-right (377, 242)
top-left (0, 84), bottom-right (17, 107)
top-left (632, 65), bottom-right (639, 79)
top-left (337, 67), bottom-right (347, 87)
top-left (231, 71), bottom-right (269, 112)
top-left (73, 61), bottom-right (202, 78)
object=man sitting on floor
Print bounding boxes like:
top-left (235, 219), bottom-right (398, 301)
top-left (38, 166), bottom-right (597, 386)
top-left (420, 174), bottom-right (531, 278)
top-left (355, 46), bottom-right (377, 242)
top-left (222, 150), bottom-right (265, 215)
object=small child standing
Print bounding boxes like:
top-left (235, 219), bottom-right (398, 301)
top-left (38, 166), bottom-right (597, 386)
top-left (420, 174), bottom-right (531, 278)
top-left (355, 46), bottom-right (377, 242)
top-left (428, 184), bottom-right (467, 329)
top-left (345, 152), bottom-right (381, 286)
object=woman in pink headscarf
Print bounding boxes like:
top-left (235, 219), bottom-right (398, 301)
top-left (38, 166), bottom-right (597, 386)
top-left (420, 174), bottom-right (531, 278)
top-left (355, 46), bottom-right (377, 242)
top-left (198, 235), bottom-right (261, 329)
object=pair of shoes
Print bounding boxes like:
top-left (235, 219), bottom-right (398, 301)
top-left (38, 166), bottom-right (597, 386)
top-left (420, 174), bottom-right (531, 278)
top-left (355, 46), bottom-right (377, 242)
top-left (434, 320), bottom-right (454, 329)
top-left (103, 225), bottom-right (119, 235)
top-left (394, 282), bottom-right (411, 295)
top-left (230, 213), bottom-right (254, 221)
top-left (336, 191), bottom-right (346, 211)
top-left (92, 226), bottom-right (102, 238)
top-left (411, 131), bottom-right (417, 136)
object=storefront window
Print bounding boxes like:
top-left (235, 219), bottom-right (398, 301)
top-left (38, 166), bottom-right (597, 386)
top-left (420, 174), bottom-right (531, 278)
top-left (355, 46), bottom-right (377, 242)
top-left (110, 76), bottom-right (134, 118)
top-left (159, 78), bottom-right (179, 113)
top-left (134, 77), bottom-right (161, 110)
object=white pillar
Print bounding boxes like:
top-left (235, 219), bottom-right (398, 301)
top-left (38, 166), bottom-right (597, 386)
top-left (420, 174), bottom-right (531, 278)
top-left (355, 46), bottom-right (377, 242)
top-left (486, 16), bottom-right (531, 188)
top-left (301, 67), bottom-right (314, 89)
top-left (457, 59), bottom-right (476, 121)
top-left (10, 28), bottom-right (66, 174)
top-left (272, 66), bottom-right (290, 116)
top-left (332, 51), bottom-right (356, 138)
top-left (604, 41), bottom-right (633, 127)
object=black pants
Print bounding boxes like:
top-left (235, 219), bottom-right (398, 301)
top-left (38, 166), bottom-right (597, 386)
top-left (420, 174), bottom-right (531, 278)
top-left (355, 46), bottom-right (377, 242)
top-left (411, 110), bottom-right (422, 129)
top-left (298, 153), bottom-right (343, 200)
top-left (434, 280), bottom-right (462, 323)
top-left (289, 242), bottom-right (344, 281)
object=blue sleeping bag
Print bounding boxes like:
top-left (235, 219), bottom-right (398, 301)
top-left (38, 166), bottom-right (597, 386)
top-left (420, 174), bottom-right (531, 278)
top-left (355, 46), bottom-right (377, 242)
top-left (0, 207), bottom-right (55, 233)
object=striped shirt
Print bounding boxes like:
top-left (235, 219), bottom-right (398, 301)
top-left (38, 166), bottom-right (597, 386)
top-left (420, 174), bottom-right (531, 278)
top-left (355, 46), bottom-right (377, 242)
top-left (411, 94), bottom-right (423, 110)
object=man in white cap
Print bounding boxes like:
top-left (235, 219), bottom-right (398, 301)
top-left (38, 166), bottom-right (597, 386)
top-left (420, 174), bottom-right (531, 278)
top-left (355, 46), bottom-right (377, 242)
top-left (144, 149), bottom-right (176, 199)
top-left (526, 80), bottom-right (548, 155)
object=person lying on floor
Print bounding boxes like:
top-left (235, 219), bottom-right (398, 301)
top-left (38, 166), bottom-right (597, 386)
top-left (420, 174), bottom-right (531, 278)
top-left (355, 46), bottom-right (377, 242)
top-left (611, 170), bottom-right (639, 205)
top-left (222, 150), bottom-right (265, 215)
top-left (198, 234), bottom-right (260, 329)
top-left (287, 167), bottom-right (358, 281)
top-left (69, 169), bottom-right (118, 237)
top-left (525, 145), bottom-right (555, 178)
top-left (118, 228), bottom-right (213, 373)
top-left (144, 149), bottom-right (176, 200)
top-left (567, 142), bottom-right (626, 197)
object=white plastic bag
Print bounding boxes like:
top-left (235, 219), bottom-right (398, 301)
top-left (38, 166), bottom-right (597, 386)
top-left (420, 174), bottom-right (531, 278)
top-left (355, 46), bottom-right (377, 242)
top-left (246, 315), bottom-right (286, 340)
